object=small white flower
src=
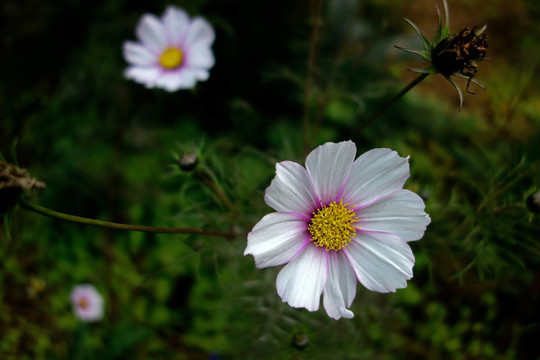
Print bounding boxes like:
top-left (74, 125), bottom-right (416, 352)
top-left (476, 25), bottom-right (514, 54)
top-left (70, 284), bottom-right (104, 322)
top-left (123, 6), bottom-right (215, 91)
top-left (245, 141), bottom-right (430, 320)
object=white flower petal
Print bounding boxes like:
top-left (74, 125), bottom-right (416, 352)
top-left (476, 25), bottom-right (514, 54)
top-left (192, 69), bottom-right (210, 81)
top-left (264, 160), bottom-right (318, 215)
top-left (358, 190), bottom-right (430, 241)
top-left (153, 69), bottom-right (199, 91)
top-left (245, 212), bottom-right (309, 268)
top-left (162, 6), bottom-right (190, 44)
top-left (123, 41), bottom-right (156, 66)
top-left (276, 245), bottom-right (327, 311)
top-left (124, 66), bottom-right (162, 87)
top-left (341, 148), bottom-right (409, 207)
top-left (136, 14), bottom-right (168, 53)
top-left (322, 251), bottom-right (356, 319)
top-left (306, 141), bottom-right (356, 205)
top-left (184, 17), bottom-right (215, 48)
top-left (345, 231), bottom-right (414, 293)
top-left (186, 44), bottom-right (215, 69)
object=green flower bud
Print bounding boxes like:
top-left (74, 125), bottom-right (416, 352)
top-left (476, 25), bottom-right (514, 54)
top-left (291, 332), bottom-right (309, 350)
top-left (177, 152), bottom-right (198, 172)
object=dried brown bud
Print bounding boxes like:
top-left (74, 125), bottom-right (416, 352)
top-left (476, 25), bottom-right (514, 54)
top-left (432, 26), bottom-right (488, 92)
top-left (0, 161), bottom-right (45, 214)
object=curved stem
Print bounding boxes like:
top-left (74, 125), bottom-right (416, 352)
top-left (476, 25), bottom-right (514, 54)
top-left (197, 166), bottom-right (235, 213)
top-left (20, 199), bottom-right (239, 238)
top-left (354, 73), bottom-right (429, 136)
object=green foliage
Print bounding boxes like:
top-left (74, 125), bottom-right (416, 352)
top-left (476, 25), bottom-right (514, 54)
top-left (1, 0), bottom-right (540, 359)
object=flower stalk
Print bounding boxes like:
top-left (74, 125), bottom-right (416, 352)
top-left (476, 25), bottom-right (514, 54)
top-left (20, 199), bottom-right (238, 238)
top-left (355, 72), bottom-right (429, 134)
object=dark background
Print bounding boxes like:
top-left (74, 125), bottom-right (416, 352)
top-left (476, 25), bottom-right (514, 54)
top-left (1, 0), bottom-right (539, 358)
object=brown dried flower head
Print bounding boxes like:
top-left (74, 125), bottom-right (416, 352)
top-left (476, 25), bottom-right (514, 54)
top-left (0, 160), bottom-right (45, 214)
top-left (395, 0), bottom-right (488, 109)
top-left (432, 26), bottom-right (488, 92)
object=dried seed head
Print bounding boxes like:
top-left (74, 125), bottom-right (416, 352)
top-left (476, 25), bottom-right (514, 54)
top-left (396, 0), bottom-right (489, 109)
top-left (0, 161), bottom-right (45, 214)
top-left (432, 27), bottom-right (488, 92)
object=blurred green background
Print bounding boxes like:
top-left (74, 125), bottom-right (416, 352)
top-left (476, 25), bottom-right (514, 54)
top-left (1, 0), bottom-right (540, 358)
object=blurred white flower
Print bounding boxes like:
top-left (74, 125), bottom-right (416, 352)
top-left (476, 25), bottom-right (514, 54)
top-left (245, 141), bottom-right (430, 319)
top-left (70, 284), bottom-right (104, 322)
top-left (123, 6), bottom-right (215, 91)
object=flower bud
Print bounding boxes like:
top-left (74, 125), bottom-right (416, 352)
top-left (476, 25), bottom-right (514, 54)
top-left (291, 332), bottom-right (309, 350)
top-left (177, 152), bottom-right (198, 172)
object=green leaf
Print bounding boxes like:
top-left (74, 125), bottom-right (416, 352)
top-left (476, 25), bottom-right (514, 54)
top-left (404, 18), bottom-right (433, 52)
top-left (395, 46), bottom-right (432, 62)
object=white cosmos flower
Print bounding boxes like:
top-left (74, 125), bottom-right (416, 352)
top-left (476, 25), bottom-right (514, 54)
top-left (245, 141), bottom-right (431, 320)
top-left (123, 6), bottom-right (215, 91)
top-left (70, 284), bottom-right (104, 322)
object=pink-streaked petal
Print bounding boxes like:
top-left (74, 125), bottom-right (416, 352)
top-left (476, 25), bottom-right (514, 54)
top-left (162, 6), bottom-right (190, 44)
top-left (184, 17), bottom-right (215, 48)
top-left (123, 41), bottom-right (156, 66)
top-left (345, 231), bottom-right (414, 293)
top-left (276, 245), bottom-right (327, 311)
top-left (306, 141), bottom-right (356, 205)
top-left (70, 284), bottom-right (104, 322)
top-left (322, 251), bottom-right (356, 319)
top-left (124, 66), bottom-right (162, 87)
top-left (264, 161), bottom-right (318, 215)
top-left (245, 212), bottom-right (309, 268)
top-left (186, 45), bottom-right (215, 69)
top-left (358, 190), bottom-right (430, 242)
top-left (341, 148), bottom-right (409, 207)
top-left (136, 14), bottom-right (168, 53)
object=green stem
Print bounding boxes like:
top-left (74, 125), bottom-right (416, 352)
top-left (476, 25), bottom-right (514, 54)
top-left (302, 0), bottom-right (325, 153)
top-left (197, 167), bottom-right (235, 213)
top-left (354, 73), bottom-right (429, 135)
top-left (20, 199), bottom-right (238, 238)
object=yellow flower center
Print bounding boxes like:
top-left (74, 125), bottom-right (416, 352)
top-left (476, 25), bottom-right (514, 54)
top-left (77, 297), bottom-right (89, 309)
top-left (159, 47), bottom-right (184, 69)
top-left (308, 200), bottom-right (359, 251)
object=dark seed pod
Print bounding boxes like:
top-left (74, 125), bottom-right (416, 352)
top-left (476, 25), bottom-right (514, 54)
top-left (291, 332), bottom-right (309, 350)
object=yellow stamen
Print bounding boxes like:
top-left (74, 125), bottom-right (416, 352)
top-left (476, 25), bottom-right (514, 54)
top-left (159, 47), bottom-right (184, 69)
top-left (308, 200), bottom-right (359, 251)
top-left (77, 298), bottom-right (89, 309)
